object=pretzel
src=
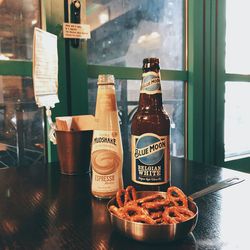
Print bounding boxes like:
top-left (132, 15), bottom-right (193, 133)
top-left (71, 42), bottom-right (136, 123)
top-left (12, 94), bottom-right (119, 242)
top-left (176, 207), bottom-right (195, 219)
top-left (137, 194), bottom-right (164, 204)
top-left (116, 186), bottom-right (137, 207)
top-left (125, 186), bottom-right (137, 204)
top-left (130, 215), bottom-right (156, 224)
top-left (162, 206), bottom-right (195, 224)
top-left (110, 185), bottom-right (194, 225)
top-left (122, 205), bottom-right (149, 217)
top-left (162, 207), bottom-right (184, 224)
top-left (109, 205), bottom-right (126, 219)
top-left (149, 211), bottom-right (163, 220)
top-left (124, 200), bottom-right (137, 207)
top-left (116, 189), bottom-right (126, 207)
top-left (167, 186), bottom-right (188, 207)
top-left (142, 198), bottom-right (173, 210)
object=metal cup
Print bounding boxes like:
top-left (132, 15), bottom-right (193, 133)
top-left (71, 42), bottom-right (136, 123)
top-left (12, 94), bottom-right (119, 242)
top-left (56, 130), bottom-right (93, 175)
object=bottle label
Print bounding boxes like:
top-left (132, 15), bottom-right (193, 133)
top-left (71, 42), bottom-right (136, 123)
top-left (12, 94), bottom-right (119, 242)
top-left (91, 130), bottom-right (122, 193)
top-left (131, 133), bottom-right (170, 185)
top-left (140, 71), bottom-right (162, 95)
top-left (92, 130), bottom-right (118, 152)
top-left (92, 168), bottom-right (119, 193)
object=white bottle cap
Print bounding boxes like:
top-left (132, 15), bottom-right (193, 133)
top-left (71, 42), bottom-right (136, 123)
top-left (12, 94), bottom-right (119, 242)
top-left (97, 74), bottom-right (115, 85)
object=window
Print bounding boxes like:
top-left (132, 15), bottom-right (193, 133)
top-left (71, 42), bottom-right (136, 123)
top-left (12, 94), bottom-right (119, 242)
top-left (87, 0), bottom-right (183, 69)
top-left (225, 0), bottom-right (250, 75)
top-left (223, 0), bottom-right (250, 162)
top-left (0, 0), bottom-right (41, 60)
top-left (87, 0), bottom-right (186, 163)
top-left (224, 82), bottom-right (250, 160)
top-left (0, 0), bottom-right (44, 168)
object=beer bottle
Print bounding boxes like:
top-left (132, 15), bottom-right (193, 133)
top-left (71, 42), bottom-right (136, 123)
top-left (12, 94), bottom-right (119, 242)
top-left (91, 74), bottom-right (123, 199)
top-left (131, 58), bottom-right (171, 191)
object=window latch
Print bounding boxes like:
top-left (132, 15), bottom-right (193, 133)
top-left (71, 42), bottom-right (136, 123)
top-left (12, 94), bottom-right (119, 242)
top-left (70, 0), bottom-right (81, 48)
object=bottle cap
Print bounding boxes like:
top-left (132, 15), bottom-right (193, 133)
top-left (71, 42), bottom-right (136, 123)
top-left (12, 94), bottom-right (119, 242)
top-left (98, 74), bottom-right (115, 85)
top-left (142, 58), bottom-right (160, 70)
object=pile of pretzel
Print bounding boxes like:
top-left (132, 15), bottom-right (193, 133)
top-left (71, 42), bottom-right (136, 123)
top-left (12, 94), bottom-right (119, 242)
top-left (109, 186), bottom-right (195, 225)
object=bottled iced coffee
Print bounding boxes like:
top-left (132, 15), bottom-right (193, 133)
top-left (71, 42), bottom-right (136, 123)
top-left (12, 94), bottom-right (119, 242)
top-left (131, 58), bottom-right (171, 191)
top-left (91, 75), bottom-right (123, 199)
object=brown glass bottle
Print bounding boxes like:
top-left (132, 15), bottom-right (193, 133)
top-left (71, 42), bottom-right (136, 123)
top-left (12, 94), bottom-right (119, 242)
top-left (131, 58), bottom-right (171, 191)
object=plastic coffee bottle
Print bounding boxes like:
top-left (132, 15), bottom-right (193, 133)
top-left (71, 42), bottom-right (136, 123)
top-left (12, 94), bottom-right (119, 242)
top-left (91, 74), bottom-right (123, 199)
top-left (131, 58), bottom-right (171, 191)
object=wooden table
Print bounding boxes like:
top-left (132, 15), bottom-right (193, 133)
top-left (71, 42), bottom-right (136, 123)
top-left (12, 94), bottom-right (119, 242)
top-left (0, 158), bottom-right (249, 249)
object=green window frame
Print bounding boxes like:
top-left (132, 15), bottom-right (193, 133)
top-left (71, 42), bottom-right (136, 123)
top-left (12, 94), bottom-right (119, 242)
top-left (86, 0), bottom-right (189, 158)
top-left (45, 0), bottom-right (189, 162)
top-left (187, 0), bottom-right (219, 165)
top-left (216, 0), bottom-right (250, 172)
top-left (188, 0), bottom-right (250, 173)
top-left (0, 61), bottom-right (32, 77)
top-left (2, 0), bottom-right (246, 172)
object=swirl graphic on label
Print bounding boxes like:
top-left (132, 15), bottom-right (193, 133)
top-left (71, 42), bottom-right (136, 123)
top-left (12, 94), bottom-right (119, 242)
top-left (91, 150), bottom-right (120, 175)
top-left (140, 71), bottom-right (161, 94)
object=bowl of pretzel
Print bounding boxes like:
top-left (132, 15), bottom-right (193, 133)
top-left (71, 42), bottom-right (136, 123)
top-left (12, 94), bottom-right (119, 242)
top-left (107, 185), bottom-right (198, 243)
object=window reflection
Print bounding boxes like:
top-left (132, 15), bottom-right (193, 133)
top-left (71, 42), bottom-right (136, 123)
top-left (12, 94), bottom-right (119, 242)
top-left (0, 0), bottom-right (43, 167)
top-left (0, 76), bottom-right (45, 168)
top-left (0, 0), bottom-right (41, 60)
top-left (87, 0), bottom-right (183, 69)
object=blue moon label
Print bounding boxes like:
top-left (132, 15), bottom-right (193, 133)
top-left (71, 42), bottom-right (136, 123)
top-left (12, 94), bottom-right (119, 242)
top-left (140, 71), bottom-right (161, 95)
top-left (131, 133), bottom-right (170, 185)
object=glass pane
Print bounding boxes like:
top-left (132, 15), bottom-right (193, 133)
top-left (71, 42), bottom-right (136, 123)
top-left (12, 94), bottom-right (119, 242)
top-left (0, 76), bottom-right (45, 168)
top-left (0, 0), bottom-right (41, 60)
top-left (87, 0), bottom-right (184, 70)
top-left (88, 78), bottom-right (184, 169)
top-left (225, 0), bottom-right (250, 74)
top-left (224, 82), bottom-right (250, 160)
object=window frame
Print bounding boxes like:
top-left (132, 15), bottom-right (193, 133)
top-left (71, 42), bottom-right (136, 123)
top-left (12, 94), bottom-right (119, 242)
top-left (46, 0), bottom-right (189, 163)
top-left (4, 0), bottom-right (248, 172)
top-left (86, 0), bottom-right (189, 158)
top-left (216, 0), bottom-right (250, 171)
top-left (0, 1), bottom-right (47, 165)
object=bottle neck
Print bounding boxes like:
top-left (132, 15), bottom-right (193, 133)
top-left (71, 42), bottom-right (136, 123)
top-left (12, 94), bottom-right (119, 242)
top-left (97, 83), bottom-right (114, 88)
top-left (138, 70), bottom-right (163, 110)
top-left (96, 84), bottom-right (117, 114)
top-left (138, 93), bottom-right (163, 110)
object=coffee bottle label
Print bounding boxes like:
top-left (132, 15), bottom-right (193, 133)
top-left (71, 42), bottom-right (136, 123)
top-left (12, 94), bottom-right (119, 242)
top-left (91, 130), bottom-right (121, 192)
top-left (92, 130), bottom-right (118, 152)
top-left (131, 133), bottom-right (170, 185)
top-left (92, 168), bottom-right (119, 192)
top-left (140, 71), bottom-right (162, 95)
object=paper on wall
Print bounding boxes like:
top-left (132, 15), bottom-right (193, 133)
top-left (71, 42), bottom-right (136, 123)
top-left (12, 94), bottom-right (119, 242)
top-left (63, 23), bottom-right (91, 39)
top-left (32, 27), bottom-right (59, 108)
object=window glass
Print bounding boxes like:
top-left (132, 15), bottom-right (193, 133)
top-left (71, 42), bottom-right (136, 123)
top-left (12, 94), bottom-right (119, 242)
top-left (224, 82), bottom-right (250, 160)
top-left (0, 0), bottom-right (41, 60)
top-left (87, 0), bottom-right (184, 70)
top-left (225, 0), bottom-right (250, 74)
top-left (0, 76), bottom-right (45, 168)
top-left (88, 78), bottom-right (184, 168)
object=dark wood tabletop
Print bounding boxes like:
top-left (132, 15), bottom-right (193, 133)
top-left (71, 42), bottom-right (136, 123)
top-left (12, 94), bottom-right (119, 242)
top-left (0, 157), bottom-right (249, 250)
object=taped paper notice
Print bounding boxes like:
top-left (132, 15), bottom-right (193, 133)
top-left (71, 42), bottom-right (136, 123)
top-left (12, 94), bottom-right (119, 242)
top-left (33, 27), bottom-right (59, 108)
top-left (63, 23), bottom-right (91, 39)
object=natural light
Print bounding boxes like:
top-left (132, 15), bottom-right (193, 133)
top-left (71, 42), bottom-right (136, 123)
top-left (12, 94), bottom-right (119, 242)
top-left (224, 0), bottom-right (250, 160)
